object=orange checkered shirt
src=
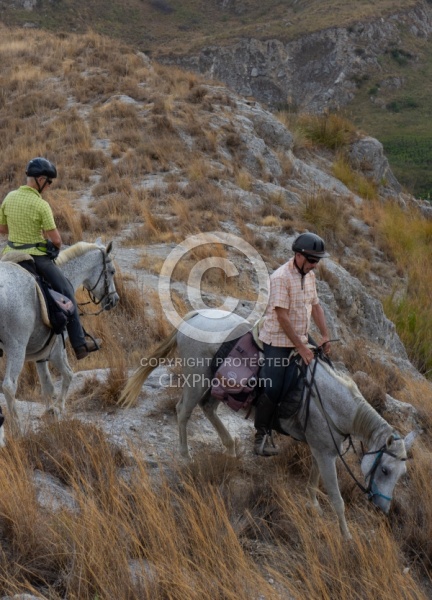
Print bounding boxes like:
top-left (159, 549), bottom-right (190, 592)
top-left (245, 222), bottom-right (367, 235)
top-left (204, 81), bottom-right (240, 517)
top-left (259, 257), bottom-right (319, 347)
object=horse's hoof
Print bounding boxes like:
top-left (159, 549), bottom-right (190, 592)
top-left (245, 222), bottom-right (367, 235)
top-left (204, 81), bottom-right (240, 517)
top-left (306, 500), bottom-right (323, 516)
top-left (44, 407), bottom-right (60, 418)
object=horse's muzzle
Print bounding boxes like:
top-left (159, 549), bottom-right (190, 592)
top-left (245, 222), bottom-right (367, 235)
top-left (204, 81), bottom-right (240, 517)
top-left (103, 293), bottom-right (120, 311)
top-left (370, 494), bottom-right (391, 514)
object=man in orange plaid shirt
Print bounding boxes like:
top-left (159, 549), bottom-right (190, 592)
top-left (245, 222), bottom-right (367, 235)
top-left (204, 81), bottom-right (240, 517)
top-left (255, 232), bottom-right (332, 456)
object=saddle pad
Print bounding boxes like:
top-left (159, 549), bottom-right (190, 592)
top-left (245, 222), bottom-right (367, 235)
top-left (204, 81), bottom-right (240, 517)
top-left (1, 260), bottom-right (51, 328)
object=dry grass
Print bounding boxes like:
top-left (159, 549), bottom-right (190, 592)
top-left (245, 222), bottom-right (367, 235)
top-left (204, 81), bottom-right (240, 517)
top-left (97, 273), bottom-right (171, 361)
top-left (0, 425), bottom-right (427, 599)
top-left (334, 341), bottom-right (404, 400)
top-left (333, 154), bottom-right (379, 200)
top-left (300, 190), bottom-right (355, 248)
top-left (69, 357), bottom-right (129, 411)
top-left (50, 191), bottom-right (84, 244)
top-left (297, 113), bottom-right (358, 150)
top-left (399, 378), bottom-right (432, 450)
top-left (369, 201), bottom-right (432, 374)
top-left (235, 169), bottom-right (254, 191)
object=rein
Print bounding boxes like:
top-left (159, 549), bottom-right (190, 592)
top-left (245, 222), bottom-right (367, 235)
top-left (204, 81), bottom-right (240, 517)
top-left (304, 350), bottom-right (405, 502)
top-left (77, 249), bottom-right (115, 316)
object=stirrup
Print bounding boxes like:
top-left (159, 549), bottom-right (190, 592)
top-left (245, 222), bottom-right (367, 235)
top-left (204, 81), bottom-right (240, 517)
top-left (255, 432), bottom-right (279, 457)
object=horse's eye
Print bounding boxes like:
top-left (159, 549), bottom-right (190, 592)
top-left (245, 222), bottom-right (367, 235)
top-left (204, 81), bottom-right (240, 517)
top-left (381, 467), bottom-right (389, 476)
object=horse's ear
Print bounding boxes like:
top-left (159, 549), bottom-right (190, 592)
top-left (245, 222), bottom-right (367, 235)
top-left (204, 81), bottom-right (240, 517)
top-left (386, 433), bottom-right (398, 449)
top-left (404, 431), bottom-right (417, 451)
top-left (106, 241), bottom-right (113, 255)
top-left (95, 237), bottom-right (103, 247)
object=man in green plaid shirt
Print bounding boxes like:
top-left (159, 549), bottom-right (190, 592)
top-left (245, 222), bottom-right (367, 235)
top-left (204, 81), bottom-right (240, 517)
top-left (0, 157), bottom-right (101, 360)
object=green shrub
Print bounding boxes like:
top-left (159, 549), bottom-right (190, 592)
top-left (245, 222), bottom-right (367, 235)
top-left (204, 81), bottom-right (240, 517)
top-left (386, 97), bottom-right (419, 113)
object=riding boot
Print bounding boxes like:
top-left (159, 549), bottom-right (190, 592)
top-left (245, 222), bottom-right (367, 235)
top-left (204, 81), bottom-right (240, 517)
top-left (254, 393), bottom-right (279, 456)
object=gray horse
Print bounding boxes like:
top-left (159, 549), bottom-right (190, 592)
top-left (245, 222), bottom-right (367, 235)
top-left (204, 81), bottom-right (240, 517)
top-left (0, 239), bottom-right (119, 439)
top-left (119, 309), bottom-right (414, 538)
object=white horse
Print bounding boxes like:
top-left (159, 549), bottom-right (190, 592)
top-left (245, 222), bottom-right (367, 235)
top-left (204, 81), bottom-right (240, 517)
top-left (0, 239), bottom-right (119, 440)
top-left (119, 309), bottom-right (414, 539)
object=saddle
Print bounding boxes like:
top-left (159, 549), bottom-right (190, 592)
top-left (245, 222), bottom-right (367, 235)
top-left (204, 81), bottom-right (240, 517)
top-left (210, 330), bottom-right (262, 412)
top-left (1, 252), bottom-right (74, 334)
top-left (210, 326), bottom-right (307, 421)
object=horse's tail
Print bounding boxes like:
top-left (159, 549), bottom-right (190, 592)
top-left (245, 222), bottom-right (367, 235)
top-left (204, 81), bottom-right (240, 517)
top-left (117, 311), bottom-right (198, 408)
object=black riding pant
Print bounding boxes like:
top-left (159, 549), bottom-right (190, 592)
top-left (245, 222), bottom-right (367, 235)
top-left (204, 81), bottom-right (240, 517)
top-left (261, 343), bottom-right (298, 406)
top-left (32, 255), bottom-right (86, 349)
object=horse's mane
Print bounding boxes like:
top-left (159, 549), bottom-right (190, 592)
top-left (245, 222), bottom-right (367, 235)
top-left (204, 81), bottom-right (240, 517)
top-left (318, 358), bottom-right (364, 403)
top-left (56, 242), bottom-right (100, 266)
top-left (318, 358), bottom-right (391, 442)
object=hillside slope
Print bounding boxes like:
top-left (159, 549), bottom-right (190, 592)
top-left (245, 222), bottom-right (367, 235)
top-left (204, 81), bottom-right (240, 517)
top-left (0, 24), bottom-right (431, 600)
top-left (2, 0), bottom-right (432, 195)
top-left (0, 0), bottom-right (418, 52)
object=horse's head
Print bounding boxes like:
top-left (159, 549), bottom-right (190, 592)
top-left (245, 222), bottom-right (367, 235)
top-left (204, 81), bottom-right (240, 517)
top-left (360, 431), bottom-right (415, 513)
top-left (86, 239), bottom-right (119, 311)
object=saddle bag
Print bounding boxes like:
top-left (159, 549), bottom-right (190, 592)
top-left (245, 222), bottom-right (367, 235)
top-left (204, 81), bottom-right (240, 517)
top-left (211, 331), bottom-right (262, 412)
top-left (39, 280), bottom-right (75, 335)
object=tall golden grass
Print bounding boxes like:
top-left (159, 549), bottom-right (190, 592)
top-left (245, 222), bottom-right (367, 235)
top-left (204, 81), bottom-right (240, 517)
top-left (0, 424), bottom-right (428, 599)
top-left (374, 202), bottom-right (432, 374)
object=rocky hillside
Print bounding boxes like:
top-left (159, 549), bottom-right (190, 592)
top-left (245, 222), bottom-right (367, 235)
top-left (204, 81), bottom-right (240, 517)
top-left (156, 2), bottom-right (431, 112)
top-left (158, 1), bottom-right (432, 195)
top-left (3, 1), bottom-right (432, 197)
top-left (0, 24), bottom-right (431, 600)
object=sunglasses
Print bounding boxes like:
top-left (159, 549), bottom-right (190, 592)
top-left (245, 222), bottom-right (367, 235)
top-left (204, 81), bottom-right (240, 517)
top-left (46, 178), bottom-right (53, 185)
top-left (304, 255), bottom-right (320, 264)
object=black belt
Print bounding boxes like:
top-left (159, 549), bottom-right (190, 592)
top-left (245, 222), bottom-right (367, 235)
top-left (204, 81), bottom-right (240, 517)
top-left (8, 240), bottom-right (60, 260)
top-left (8, 241), bottom-right (47, 250)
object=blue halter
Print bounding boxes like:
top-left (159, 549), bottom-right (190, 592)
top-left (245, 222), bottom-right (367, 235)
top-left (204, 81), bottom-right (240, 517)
top-left (363, 435), bottom-right (406, 503)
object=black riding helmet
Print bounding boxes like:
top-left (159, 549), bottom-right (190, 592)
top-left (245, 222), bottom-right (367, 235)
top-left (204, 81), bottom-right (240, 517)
top-left (292, 232), bottom-right (329, 258)
top-left (25, 157), bottom-right (57, 179)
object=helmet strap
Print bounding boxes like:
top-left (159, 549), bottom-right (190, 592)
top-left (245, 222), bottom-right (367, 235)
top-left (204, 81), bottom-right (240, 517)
top-left (294, 255), bottom-right (307, 277)
top-left (35, 177), bottom-right (48, 194)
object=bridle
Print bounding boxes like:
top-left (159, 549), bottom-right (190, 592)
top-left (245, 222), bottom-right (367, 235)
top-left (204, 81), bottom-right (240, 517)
top-left (361, 440), bottom-right (407, 502)
top-left (304, 349), bottom-right (407, 503)
top-left (78, 248), bottom-right (116, 316)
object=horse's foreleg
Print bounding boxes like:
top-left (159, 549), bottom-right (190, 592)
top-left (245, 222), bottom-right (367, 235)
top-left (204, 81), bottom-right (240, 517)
top-left (47, 343), bottom-right (73, 413)
top-left (311, 451), bottom-right (352, 540)
top-left (176, 392), bottom-right (196, 460)
top-left (2, 350), bottom-right (25, 434)
top-left (201, 396), bottom-right (236, 457)
top-left (306, 455), bottom-right (323, 516)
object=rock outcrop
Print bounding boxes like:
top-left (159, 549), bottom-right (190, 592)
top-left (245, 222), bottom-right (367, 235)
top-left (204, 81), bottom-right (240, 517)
top-left (160, 2), bottom-right (432, 113)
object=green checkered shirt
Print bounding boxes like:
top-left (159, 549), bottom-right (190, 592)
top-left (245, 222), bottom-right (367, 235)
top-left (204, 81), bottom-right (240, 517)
top-left (0, 185), bottom-right (56, 256)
